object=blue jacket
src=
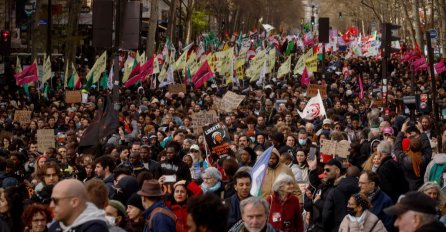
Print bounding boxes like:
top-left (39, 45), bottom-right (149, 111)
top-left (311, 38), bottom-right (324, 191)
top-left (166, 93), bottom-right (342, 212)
top-left (143, 200), bottom-right (176, 232)
top-left (370, 189), bottom-right (394, 231)
top-left (224, 194), bottom-right (246, 227)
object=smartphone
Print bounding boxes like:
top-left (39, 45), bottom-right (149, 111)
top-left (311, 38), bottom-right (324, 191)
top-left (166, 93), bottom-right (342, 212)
top-left (308, 147), bottom-right (316, 161)
top-left (164, 175), bottom-right (177, 183)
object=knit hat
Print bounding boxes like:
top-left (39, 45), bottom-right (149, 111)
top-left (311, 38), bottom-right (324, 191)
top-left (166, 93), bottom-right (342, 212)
top-left (202, 167), bottom-right (222, 181)
top-left (108, 200), bottom-right (127, 217)
top-left (127, 193), bottom-right (144, 211)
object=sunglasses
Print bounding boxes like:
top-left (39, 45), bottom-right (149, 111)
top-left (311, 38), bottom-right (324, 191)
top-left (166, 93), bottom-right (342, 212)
top-left (51, 196), bottom-right (73, 205)
top-left (324, 168), bottom-right (331, 173)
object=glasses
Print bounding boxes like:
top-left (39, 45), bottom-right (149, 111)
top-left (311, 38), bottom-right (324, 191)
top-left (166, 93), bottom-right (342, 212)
top-left (335, 127), bottom-right (341, 130)
top-left (51, 196), bottom-right (73, 205)
top-left (324, 168), bottom-right (331, 173)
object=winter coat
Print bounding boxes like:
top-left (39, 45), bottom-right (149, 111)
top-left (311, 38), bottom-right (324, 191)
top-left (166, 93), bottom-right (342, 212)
top-left (338, 210), bottom-right (387, 232)
top-left (169, 203), bottom-right (189, 232)
top-left (0, 214), bottom-right (10, 232)
top-left (414, 220), bottom-right (446, 232)
top-left (225, 194), bottom-right (246, 228)
top-left (323, 176), bottom-right (360, 232)
top-left (160, 156), bottom-right (192, 182)
top-left (266, 192), bottom-right (303, 232)
top-left (424, 153), bottom-right (446, 184)
top-left (142, 200), bottom-right (176, 232)
top-left (304, 182), bottom-right (334, 232)
top-left (394, 132), bottom-right (432, 190)
top-left (376, 156), bottom-right (409, 203)
top-left (369, 189), bottom-right (394, 231)
top-left (230, 223), bottom-right (277, 232)
top-left (48, 202), bottom-right (108, 232)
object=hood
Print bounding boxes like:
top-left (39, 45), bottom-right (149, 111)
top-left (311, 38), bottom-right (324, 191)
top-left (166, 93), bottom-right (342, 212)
top-left (432, 153), bottom-right (446, 164)
top-left (59, 202), bottom-right (107, 232)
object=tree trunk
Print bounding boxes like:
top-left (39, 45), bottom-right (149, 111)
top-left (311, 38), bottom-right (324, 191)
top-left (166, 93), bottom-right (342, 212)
top-left (167, 0), bottom-right (177, 42)
top-left (412, 0), bottom-right (424, 49)
top-left (146, 0), bottom-right (159, 56)
top-left (64, 0), bottom-right (82, 76)
top-left (401, 0), bottom-right (417, 48)
top-left (184, 0), bottom-right (194, 44)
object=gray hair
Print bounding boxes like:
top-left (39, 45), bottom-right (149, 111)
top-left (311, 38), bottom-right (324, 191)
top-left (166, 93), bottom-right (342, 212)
top-left (272, 173), bottom-right (295, 192)
top-left (377, 141), bottom-right (393, 156)
top-left (240, 196), bottom-right (269, 216)
top-left (411, 210), bottom-right (438, 225)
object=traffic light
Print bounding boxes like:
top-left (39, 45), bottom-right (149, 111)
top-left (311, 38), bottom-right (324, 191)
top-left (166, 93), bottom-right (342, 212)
top-left (0, 30), bottom-right (11, 56)
top-left (311, 16), bottom-right (315, 25)
top-left (381, 23), bottom-right (400, 57)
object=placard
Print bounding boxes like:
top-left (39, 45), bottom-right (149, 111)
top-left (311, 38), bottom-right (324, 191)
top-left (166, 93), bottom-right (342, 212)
top-left (320, 139), bottom-right (351, 158)
top-left (65, 91), bottom-right (82, 103)
top-left (306, 84), bottom-right (327, 99)
top-left (203, 123), bottom-right (231, 156)
top-left (13, 110), bottom-right (32, 124)
top-left (168, 83), bottom-right (186, 94)
top-left (191, 110), bottom-right (218, 133)
top-left (37, 129), bottom-right (55, 152)
top-left (221, 91), bottom-right (245, 112)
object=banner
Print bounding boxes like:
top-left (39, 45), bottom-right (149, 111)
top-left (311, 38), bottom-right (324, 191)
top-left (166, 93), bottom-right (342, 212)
top-left (37, 129), bottom-right (55, 153)
top-left (65, 90), bottom-right (82, 103)
top-left (277, 56), bottom-right (291, 78)
top-left (266, 48), bottom-right (276, 74)
top-left (203, 123), bottom-right (231, 156)
top-left (87, 51), bottom-right (107, 84)
top-left (168, 83), bottom-right (186, 94)
top-left (221, 91), bottom-right (246, 112)
top-left (306, 84), bottom-right (327, 99)
top-left (305, 53), bottom-right (318, 73)
top-left (42, 55), bottom-right (52, 84)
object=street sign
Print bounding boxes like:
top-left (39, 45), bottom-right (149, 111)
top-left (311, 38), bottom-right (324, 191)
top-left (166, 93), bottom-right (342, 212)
top-left (39, 20), bottom-right (48, 25)
top-left (430, 29), bottom-right (438, 39)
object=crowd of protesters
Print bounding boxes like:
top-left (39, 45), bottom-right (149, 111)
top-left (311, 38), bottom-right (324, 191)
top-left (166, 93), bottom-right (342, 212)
top-left (1, 36), bottom-right (446, 232)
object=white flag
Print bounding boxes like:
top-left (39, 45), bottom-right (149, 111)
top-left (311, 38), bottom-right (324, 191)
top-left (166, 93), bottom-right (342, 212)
top-left (297, 90), bottom-right (326, 120)
top-left (107, 65), bottom-right (114, 90)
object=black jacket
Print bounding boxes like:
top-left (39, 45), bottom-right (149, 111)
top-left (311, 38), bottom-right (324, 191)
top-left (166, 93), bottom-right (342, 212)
top-left (160, 156), bottom-right (192, 181)
top-left (376, 156), bottom-right (409, 203)
top-left (415, 221), bottom-right (446, 232)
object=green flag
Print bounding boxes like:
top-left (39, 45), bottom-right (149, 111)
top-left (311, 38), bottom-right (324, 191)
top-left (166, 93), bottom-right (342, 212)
top-left (100, 71), bottom-right (108, 89)
top-left (286, 40), bottom-right (295, 56)
top-left (85, 74), bottom-right (94, 91)
top-left (43, 83), bottom-right (49, 99)
top-left (23, 84), bottom-right (29, 96)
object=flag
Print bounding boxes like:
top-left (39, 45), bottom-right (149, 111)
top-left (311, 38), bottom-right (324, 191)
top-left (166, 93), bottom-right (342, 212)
top-left (43, 83), bottom-right (49, 99)
top-left (67, 63), bottom-right (80, 89)
top-left (100, 71), bottom-right (108, 89)
top-left (300, 67), bottom-right (310, 85)
top-left (250, 146), bottom-right (274, 196)
top-left (285, 39), bottom-right (295, 56)
top-left (63, 62), bottom-right (69, 88)
top-left (358, 74), bottom-right (364, 99)
top-left (107, 65), bottom-right (114, 90)
top-left (140, 55), bottom-right (156, 80)
top-left (79, 96), bottom-right (119, 153)
top-left (192, 60), bottom-right (214, 89)
top-left (86, 51), bottom-right (107, 84)
top-left (297, 90), bottom-right (326, 120)
top-left (412, 57), bottom-right (426, 67)
top-left (15, 62), bottom-right (38, 86)
top-left (42, 55), bottom-right (52, 84)
top-left (15, 57), bottom-right (22, 74)
top-left (277, 56), bottom-right (291, 78)
top-left (434, 59), bottom-right (446, 75)
top-left (122, 57), bottom-right (137, 83)
top-left (124, 63), bottom-right (142, 88)
top-left (262, 24), bottom-right (275, 33)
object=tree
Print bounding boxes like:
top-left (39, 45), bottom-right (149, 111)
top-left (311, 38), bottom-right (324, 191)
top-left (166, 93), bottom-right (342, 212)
top-left (146, 0), bottom-right (159, 56)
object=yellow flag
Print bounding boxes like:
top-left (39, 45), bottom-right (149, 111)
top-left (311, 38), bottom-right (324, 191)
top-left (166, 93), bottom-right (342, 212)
top-left (42, 55), bottom-right (52, 84)
top-left (122, 59), bottom-right (134, 83)
top-left (86, 51), bottom-right (107, 84)
top-left (235, 65), bottom-right (244, 80)
top-left (293, 48), bottom-right (313, 75)
top-left (152, 56), bottom-right (160, 74)
top-left (158, 63), bottom-right (168, 82)
top-left (277, 56), bottom-right (291, 79)
top-left (64, 62), bottom-right (69, 88)
top-left (215, 47), bottom-right (234, 74)
top-left (305, 54), bottom-right (318, 73)
top-left (246, 50), bottom-right (266, 81)
top-left (207, 53), bottom-right (217, 72)
top-left (187, 51), bottom-right (197, 66)
top-left (266, 48), bottom-right (276, 74)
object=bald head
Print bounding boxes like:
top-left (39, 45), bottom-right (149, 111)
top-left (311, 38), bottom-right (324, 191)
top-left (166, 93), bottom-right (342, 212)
top-left (54, 179), bottom-right (88, 201)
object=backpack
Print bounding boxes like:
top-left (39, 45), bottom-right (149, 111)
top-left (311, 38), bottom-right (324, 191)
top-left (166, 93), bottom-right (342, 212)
top-left (146, 207), bottom-right (177, 231)
top-left (428, 163), bottom-right (446, 187)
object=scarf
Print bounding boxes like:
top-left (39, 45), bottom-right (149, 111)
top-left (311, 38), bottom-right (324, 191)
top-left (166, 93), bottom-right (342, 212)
top-left (201, 181), bottom-right (221, 193)
top-left (405, 150), bottom-right (422, 177)
top-left (367, 187), bottom-right (379, 202)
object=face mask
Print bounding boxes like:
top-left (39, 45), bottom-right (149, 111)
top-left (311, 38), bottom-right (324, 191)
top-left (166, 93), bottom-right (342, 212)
top-left (346, 207), bottom-right (356, 216)
top-left (298, 139), bottom-right (306, 146)
top-left (105, 215), bottom-right (116, 226)
top-left (430, 141), bottom-right (438, 149)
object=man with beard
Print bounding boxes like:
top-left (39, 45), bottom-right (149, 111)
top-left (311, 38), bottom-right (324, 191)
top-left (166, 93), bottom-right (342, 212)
top-left (140, 145), bottom-right (161, 179)
top-left (225, 171), bottom-right (252, 228)
top-left (159, 141), bottom-right (191, 193)
top-left (94, 155), bottom-right (116, 199)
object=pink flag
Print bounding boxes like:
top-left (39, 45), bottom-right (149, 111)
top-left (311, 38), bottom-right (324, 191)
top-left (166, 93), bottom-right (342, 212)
top-left (434, 60), bottom-right (446, 74)
top-left (192, 61), bottom-right (214, 89)
top-left (15, 63), bottom-right (38, 86)
top-left (414, 63), bottom-right (428, 72)
top-left (139, 55), bottom-right (155, 80)
top-left (358, 74), bottom-right (364, 99)
top-left (300, 67), bottom-right (310, 86)
top-left (124, 63), bottom-right (142, 88)
top-left (412, 57), bottom-right (426, 67)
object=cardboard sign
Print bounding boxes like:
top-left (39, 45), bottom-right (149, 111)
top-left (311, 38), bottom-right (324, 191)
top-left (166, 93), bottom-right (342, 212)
top-left (36, 129), bottom-right (55, 152)
top-left (306, 84), bottom-right (327, 99)
top-left (203, 123), bottom-right (231, 156)
top-left (13, 110), bottom-right (32, 124)
top-left (221, 91), bottom-right (245, 112)
top-left (65, 91), bottom-right (82, 103)
top-left (320, 139), bottom-right (351, 158)
top-left (212, 96), bottom-right (222, 112)
top-left (372, 99), bottom-right (385, 107)
top-left (168, 83), bottom-right (186, 94)
top-left (191, 110), bottom-right (218, 134)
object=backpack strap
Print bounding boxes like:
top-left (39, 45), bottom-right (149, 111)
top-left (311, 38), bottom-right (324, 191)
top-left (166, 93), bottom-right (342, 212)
top-left (147, 207), bottom-right (177, 231)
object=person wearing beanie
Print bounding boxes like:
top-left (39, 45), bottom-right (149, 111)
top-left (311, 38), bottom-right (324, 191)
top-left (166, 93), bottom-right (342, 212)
top-left (260, 148), bottom-right (301, 199)
top-left (125, 193), bottom-right (145, 232)
top-left (105, 200), bottom-right (127, 230)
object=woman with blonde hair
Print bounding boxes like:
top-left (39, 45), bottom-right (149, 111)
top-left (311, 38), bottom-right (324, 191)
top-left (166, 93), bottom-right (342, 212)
top-left (362, 152), bottom-right (381, 172)
top-left (418, 181), bottom-right (446, 216)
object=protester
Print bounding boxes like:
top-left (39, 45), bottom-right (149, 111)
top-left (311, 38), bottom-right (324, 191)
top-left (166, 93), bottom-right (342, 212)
top-left (187, 192), bottom-right (229, 232)
top-left (21, 203), bottom-right (52, 232)
top-left (225, 171), bottom-right (252, 228)
top-left (125, 193), bottom-right (145, 232)
top-left (200, 167), bottom-right (224, 197)
top-left (230, 196), bottom-right (277, 232)
top-left (167, 180), bottom-right (193, 232)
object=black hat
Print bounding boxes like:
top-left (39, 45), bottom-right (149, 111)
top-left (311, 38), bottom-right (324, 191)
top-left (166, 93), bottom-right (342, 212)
top-left (384, 191), bottom-right (437, 216)
top-left (127, 193), bottom-right (145, 211)
top-left (325, 158), bottom-right (343, 170)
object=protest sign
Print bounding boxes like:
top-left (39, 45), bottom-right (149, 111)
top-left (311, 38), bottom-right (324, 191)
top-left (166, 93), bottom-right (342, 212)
top-left (320, 139), bottom-right (351, 158)
top-left (203, 123), bottom-right (231, 156)
top-left (306, 84), bottom-right (327, 99)
top-left (37, 129), bottom-right (55, 152)
top-left (191, 110), bottom-right (218, 133)
top-left (13, 110), bottom-right (32, 124)
top-left (65, 90), bottom-right (82, 103)
top-left (168, 83), bottom-right (186, 94)
top-left (221, 91), bottom-right (245, 112)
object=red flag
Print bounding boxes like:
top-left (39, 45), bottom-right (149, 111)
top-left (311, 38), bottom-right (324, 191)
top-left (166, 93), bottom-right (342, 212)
top-left (414, 43), bottom-right (422, 56)
top-left (124, 63), bottom-right (142, 88)
top-left (192, 61), bottom-right (214, 89)
top-left (434, 59), bottom-right (446, 75)
top-left (412, 57), bottom-right (426, 67)
top-left (15, 62), bottom-right (38, 86)
top-left (139, 55), bottom-right (155, 80)
top-left (300, 67), bottom-right (310, 86)
top-left (358, 74), bottom-right (364, 99)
